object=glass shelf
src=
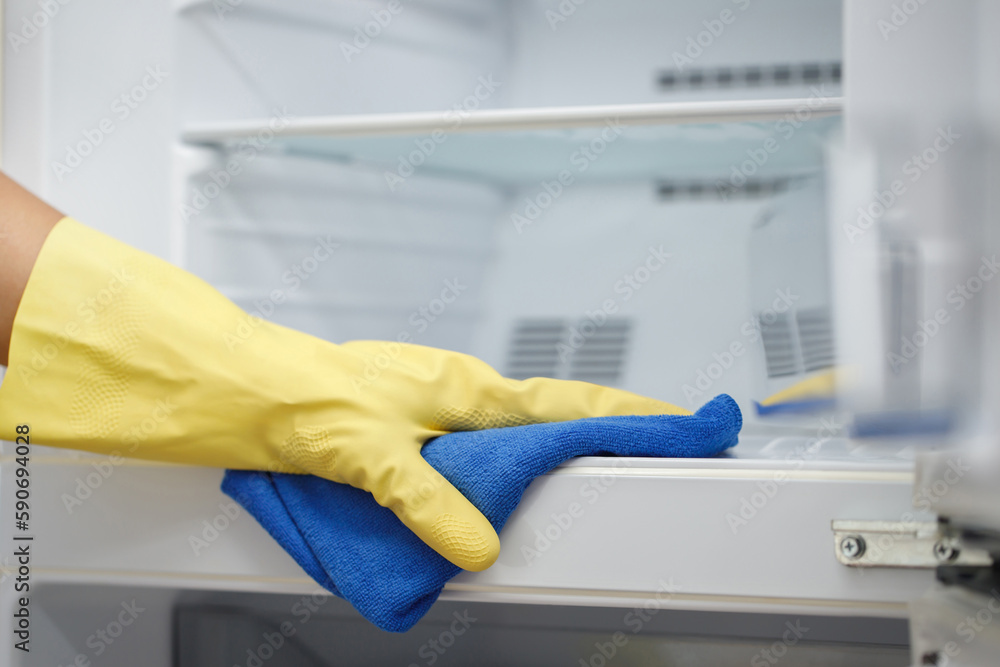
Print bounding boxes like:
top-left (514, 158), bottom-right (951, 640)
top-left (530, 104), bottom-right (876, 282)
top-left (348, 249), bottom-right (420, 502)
top-left (182, 99), bottom-right (843, 186)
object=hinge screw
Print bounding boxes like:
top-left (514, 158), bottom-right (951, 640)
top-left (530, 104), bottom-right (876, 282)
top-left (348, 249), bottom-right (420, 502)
top-left (933, 540), bottom-right (960, 563)
top-left (840, 535), bottom-right (866, 560)
top-left (920, 650), bottom-right (940, 665)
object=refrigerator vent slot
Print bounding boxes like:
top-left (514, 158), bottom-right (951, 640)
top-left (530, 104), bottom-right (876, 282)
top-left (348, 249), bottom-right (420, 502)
top-left (759, 307), bottom-right (835, 378)
top-left (797, 308), bottom-right (836, 372)
top-left (760, 312), bottom-right (800, 378)
top-left (658, 177), bottom-right (792, 202)
top-left (505, 320), bottom-right (565, 381)
top-left (659, 61), bottom-right (841, 92)
top-left (505, 318), bottom-right (631, 385)
top-left (568, 319), bottom-right (631, 384)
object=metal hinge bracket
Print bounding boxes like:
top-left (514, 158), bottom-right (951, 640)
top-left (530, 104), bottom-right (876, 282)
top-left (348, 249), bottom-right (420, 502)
top-left (831, 520), bottom-right (992, 568)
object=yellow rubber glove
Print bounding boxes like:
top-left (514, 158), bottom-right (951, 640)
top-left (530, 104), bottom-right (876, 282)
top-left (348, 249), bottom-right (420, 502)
top-left (0, 218), bottom-right (690, 571)
top-left (759, 368), bottom-right (839, 408)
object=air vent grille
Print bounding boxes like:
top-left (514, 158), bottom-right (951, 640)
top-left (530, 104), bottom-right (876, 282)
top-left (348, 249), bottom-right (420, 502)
top-left (506, 320), bottom-right (564, 380)
top-left (758, 306), bottom-right (835, 378)
top-left (505, 318), bottom-right (632, 385)
top-left (659, 62), bottom-right (841, 92)
top-left (797, 308), bottom-right (836, 372)
top-left (658, 177), bottom-right (793, 202)
top-left (760, 312), bottom-right (800, 378)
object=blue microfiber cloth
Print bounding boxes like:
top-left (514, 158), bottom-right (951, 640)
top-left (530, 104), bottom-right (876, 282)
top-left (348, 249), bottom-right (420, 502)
top-left (221, 394), bottom-right (741, 632)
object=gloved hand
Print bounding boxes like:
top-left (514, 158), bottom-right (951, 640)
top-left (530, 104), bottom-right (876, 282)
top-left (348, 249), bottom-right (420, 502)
top-left (0, 218), bottom-right (691, 571)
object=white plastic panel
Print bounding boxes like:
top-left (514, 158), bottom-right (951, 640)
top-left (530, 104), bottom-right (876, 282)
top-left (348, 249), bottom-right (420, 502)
top-left (175, 0), bottom-right (511, 123)
top-left (1, 438), bottom-right (928, 620)
top-left (177, 148), bottom-right (502, 350)
top-left (505, 0), bottom-right (843, 107)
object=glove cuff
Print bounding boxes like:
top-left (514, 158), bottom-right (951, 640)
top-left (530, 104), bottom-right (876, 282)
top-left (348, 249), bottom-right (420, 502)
top-left (0, 218), bottom-right (306, 473)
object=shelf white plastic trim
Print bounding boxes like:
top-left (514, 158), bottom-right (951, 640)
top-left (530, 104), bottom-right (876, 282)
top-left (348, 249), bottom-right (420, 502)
top-left (182, 98), bottom-right (844, 143)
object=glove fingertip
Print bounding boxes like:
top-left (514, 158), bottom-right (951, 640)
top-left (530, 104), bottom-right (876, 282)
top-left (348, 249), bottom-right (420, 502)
top-left (386, 460), bottom-right (501, 572)
top-left (428, 510), bottom-right (500, 572)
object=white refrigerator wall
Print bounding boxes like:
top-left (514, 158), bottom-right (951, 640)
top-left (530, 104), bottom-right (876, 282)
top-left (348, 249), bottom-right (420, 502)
top-left (3, 0), bottom-right (176, 255)
top-left (504, 0), bottom-right (842, 107)
top-left (174, 0), bottom-right (512, 122)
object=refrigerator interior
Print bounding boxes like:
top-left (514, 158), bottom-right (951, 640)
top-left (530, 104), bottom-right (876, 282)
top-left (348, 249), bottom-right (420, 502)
top-left (176, 0), bottom-right (847, 433)
top-left (9, 0), bottom-right (991, 665)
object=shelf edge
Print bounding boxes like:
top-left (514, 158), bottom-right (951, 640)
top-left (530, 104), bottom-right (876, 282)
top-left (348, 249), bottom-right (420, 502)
top-left (182, 98), bottom-right (845, 143)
